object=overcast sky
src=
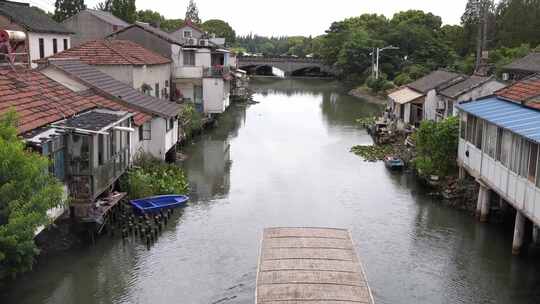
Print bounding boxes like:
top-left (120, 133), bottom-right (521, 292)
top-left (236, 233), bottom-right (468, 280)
top-left (28, 0), bottom-right (468, 36)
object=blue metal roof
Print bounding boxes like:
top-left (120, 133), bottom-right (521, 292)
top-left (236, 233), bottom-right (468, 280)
top-left (457, 97), bottom-right (540, 143)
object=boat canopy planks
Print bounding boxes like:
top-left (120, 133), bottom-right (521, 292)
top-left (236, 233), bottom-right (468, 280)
top-left (256, 227), bottom-right (375, 304)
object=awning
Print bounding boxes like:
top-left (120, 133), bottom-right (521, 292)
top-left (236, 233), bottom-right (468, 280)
top-left (457, 97), bottom-right (540, 143)
top-left (388, 87), bottom-right (423, 105)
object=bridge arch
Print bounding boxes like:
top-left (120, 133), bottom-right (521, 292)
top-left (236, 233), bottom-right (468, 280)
top-left (237, 56), bottom-right (337, 77)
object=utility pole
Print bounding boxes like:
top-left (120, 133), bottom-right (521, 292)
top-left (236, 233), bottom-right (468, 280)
top-left (372, 45), bottom-right (399, 79)
top-left (474, 0), bottom-right (491, 74)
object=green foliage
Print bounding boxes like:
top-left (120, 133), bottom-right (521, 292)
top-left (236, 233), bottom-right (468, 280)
top-left (161, 19), bottom-right (184, 32)
top-left (351, 145), bottom-right (394, 162)
top-left (0, 111), bottom-right (64, 279)
top-left (202, 19), bottom-right (236, 45)
top-left (180, 103), bottom-right (203, 139)
top-left (53, 0), bottom-right (86, 22)
top-left (120, 154), bottom-right (189, 199)
top-left (414, 116), bottom-right (460, 177)
top-left (489, 44), bottom-right (531, 76)
top-left (393, 73), bottom-right (413, 86)
top-left (110, 0), bottom-right (136, 23)
top-left (365, 75), bottom-right (394, 93)
top-left (185, 0), bottom-right (201, 24)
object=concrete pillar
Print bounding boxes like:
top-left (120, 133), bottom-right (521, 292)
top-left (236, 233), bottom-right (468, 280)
top-left (533, 225), bottom-right (540, 245)
top-left (458, 166), bottom-right (466, 180)
top-left (480, 187), bottom-right (491, 223)
top-left (512, 211), bottom-right (526, 255)
top-left (476, 183), bottom-right (490, 222)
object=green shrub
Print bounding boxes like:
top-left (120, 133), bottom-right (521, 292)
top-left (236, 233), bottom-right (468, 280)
top-left (413, 116), bottom-right (459, 177)
top-left (393, 73), bottom-right (413, 86)
top-left (121, 154), bottom-right (189, 199)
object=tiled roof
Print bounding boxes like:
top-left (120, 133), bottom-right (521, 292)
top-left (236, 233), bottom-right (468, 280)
top-left (0, 67), bottom-right (150, 134)
top-left (0, 1), bottom-right (73, 34)
top-left (503, 53), bottom-right (540, 73)
top-left (84, 9), bottom-right (129, 27)
top-left (39, 40), bottom-right (171, 65)
top-left (407, 70), bottom-right (463, 93)
top-left (109, 22), bottom-right (183, 45)
top-left (497, 74), bottom-right (540, 103)
top-left (46, 59), bottom-right (183, 118)
top-left (439, 75), bottom-right (494, 98)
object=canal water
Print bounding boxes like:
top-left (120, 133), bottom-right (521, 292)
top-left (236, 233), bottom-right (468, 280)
top-left (2, 78), bottom-right (540, 304)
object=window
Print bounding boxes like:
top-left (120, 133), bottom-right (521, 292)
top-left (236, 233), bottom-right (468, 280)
top-left (38, 38), bottom-right (44, 58)
top-left (500, 130), bottom-right (512, 167)
top-left (167, 117), bottom-right (174, 131)
top-left (474, 118), bottom-right (483, 149)
top-left (529, 143), bottom-right (538, 183)
top-left (138, 125), bottom-right (143, 141)
top-left (142, 122), bottom-right (151, 140)
top-left (63, 38), bottom-right (68, 50)
top-left (496, 127), bottom-right (503, 161)
top-left (466, 114), bottom-right (475, 142)
top-left (509, 135), bottom-right (521, 173)
top-left (460, 112), bottom-right (466, 139)
top-left (98, 134), bottom-right (104, 165)
top-left (520, 140), bottom-right (531, 177)
top-left (109, 131), bottom-right (115, 157)
top-left (183, 30), bottom-right (192, 38)
top-left (183, 50), bottom-right (195, 66)
top-left (485, 123), bottom-right (497, 159)
top-left (155, 83), bottom-right (160, 98)
top-left (52, 38), bottom-right (58, 54)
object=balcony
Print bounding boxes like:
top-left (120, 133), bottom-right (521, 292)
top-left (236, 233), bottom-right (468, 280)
top-left (174, 66), bottom-right (203, 79)
top-left (203, 66), bottom-right (231, 78)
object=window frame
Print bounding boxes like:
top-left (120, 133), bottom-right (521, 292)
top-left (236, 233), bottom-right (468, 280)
top-left (183, 50), bottom-right (196, 66)
top-left (142, 122), bottom-right (151, 140)
top-left (183, 30), bottom-right (192, 38)
top-left (38, 38), bottom-right (45, 58)
top-left (63, 38), bottom-right (68, 50)
top-left (155, 83), bottom-right (160, 98)
top-left (52, 38), bottom-right (58, 54)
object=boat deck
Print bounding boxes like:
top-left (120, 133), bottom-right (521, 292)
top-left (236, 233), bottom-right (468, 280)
top-left (256, 227), bottom-right (374, 304)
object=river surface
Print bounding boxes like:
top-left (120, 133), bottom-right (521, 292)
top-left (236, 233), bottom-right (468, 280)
top-left (2, 78), bottom-right (540, 304)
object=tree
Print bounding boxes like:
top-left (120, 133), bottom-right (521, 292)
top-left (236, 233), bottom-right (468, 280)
top-left (137, 9), bottom-right (165, 27)
top-left (95, 0), bottom-right (112, 11)
top-left (0, 111), bottom-right (64, 279)
top-left (110, 0), bottom-right (136, 23)
top-left (185, 0), bottom-right (201, 24)
top-left (53, 0), bottom-right (86, 22)
top-left (161, 19), bottom-right (184, 32)
top-left (202, 19), bottom-right (236, 44)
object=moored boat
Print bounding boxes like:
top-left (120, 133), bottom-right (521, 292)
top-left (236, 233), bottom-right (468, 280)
top-left (384, 156), bottom-right (404, 170)
top-left (130, 194), bottom-right (189, 214)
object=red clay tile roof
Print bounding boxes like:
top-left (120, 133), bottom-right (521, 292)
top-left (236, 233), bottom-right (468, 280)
top-left (0, 67), bottom-right (151, 134)
top-left (39, 39), bottom-right (171, 66)
top-left (497, 74), bottom-right (540, 103)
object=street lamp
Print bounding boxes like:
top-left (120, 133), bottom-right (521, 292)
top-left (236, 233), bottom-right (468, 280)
top-left (373, 45), bottom-right (399, 79)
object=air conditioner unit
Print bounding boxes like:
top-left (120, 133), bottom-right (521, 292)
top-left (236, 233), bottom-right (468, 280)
top-left (502, 73), bottom-right (509, 81)
top-left (199, 39), bottom-right (208, 46)
top-left (186, 38), bottom-right (196, 45)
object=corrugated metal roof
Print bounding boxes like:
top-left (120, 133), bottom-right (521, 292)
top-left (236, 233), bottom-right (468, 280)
top-left (388, 87), bottom-right (423, 104)
top-left (47, 59), bottom-right (182, 118)
top-left (457, 97), bottom-right (540, 143)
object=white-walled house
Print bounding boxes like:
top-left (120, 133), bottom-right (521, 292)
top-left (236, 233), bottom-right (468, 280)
top-left (107, 21), bottom-right (233, 115)
top-left (62, 9), bottom-right (129, 47)
top-left (40, 59), bottom-right (183, 161)
top-left (438, 76), bottom-right (506, 120)
top-left (39, 39), bottom-right (172, 100)
top-left (388, 71), bottom-right (507, 126)
top-left (457, 75), bottom-right (540, 255)
top-left (0, 0), bottom-right (72, 68)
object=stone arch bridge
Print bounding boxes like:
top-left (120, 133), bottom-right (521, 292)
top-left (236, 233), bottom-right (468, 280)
top-left (237, 56), bottom-right (337, 76)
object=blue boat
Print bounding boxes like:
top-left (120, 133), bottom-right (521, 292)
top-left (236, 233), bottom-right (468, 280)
top-left (384, 156), bottom-right (405, 170)
top-left (130, 195), bottom-right (189, 214)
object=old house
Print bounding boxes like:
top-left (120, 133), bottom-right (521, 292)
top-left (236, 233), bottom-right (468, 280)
top-left (62, 9), bottom-right (129, 47)
top-left (38, 39), bottom-right (172, 100)
top-left (107, 22), bottom-right (234, 115)
top-left (388, 70), bottom-right (463, 126)
top-left (438, 75), bottom-right (506, 120)
top-left (502, 52), bottom-right (540, 81)
top-left (39, 59), bottom-right (183, 161)
top-left (388, 70), bottom-right (506, 126)
top-left (457, 74), bottom-right (540, 255)
top-left (0, 67), bottom-right (151, 219)
top-left (0, 0), bottom-right (73, 68)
